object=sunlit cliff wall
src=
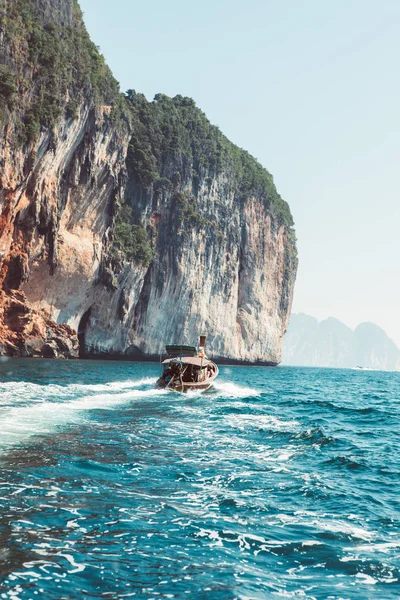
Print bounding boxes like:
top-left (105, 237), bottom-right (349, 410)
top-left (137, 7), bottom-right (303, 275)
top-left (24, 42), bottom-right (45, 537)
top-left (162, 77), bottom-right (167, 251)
top-left (0, 0), bottom-right (297, 363)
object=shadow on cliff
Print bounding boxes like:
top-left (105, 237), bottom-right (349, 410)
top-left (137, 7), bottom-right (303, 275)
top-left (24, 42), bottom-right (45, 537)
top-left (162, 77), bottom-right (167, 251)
top-left (78, 306), bottom-right (92, 358)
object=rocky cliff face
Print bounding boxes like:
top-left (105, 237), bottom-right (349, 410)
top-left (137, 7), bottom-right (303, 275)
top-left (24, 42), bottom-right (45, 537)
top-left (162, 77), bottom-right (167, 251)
top-left (0, 0), bottom-right (297, 363)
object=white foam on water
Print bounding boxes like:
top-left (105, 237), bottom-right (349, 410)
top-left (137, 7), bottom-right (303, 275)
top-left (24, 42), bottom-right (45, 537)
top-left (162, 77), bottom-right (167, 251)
top-left (0, 381), bottom-right (68, 407)
top-left (355, 573), bottom-right (377, 585)
top-left (0, 377), bottom-right (157, 406)
top-left (69, 377), bottom-right (157, 393)
top-left (226, 413), bottom-right (299, 432)
top-left (346, 541), bottom-right (400, 554)
top-left (213, 381), bottom-right (260, 398)
top-left (266, 513), bottom-right (375, 542)
top-left (301, 541), bottom-right (324, 547)
top-left (0, 384), bottom-right (166, 452)
top-left (312, 519), bottom-right (374, 541)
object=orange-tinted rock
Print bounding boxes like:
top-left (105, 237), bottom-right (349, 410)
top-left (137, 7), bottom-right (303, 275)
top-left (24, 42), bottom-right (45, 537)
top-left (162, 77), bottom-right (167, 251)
top-left (0, 291), bottom-right (78, 358)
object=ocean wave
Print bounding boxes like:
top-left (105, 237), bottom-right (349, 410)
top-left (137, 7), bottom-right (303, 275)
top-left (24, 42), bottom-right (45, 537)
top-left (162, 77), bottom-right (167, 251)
top-left (1, 363), bottom-right (400, 598)
top-left (212, 381), bottom-right (260, 398)
top-left (0, 376), bottom-right (157, 398)
top-left (284, 396), bottom-right (388, 419)
top-left (0, 386), bottom-right (167, 451)
top-left (294, 427), bottom-right (335, 447)
top-left (324, 455), bottom-right (368, 471)
top-left (225, 413), bottom-right (299, 433)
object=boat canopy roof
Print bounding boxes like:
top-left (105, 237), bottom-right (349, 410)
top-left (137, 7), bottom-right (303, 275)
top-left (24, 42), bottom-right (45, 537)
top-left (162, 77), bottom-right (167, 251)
top-left (162, 356), bottom-right (211, 367)
top-left (166, 344), bottom-right (197, 357)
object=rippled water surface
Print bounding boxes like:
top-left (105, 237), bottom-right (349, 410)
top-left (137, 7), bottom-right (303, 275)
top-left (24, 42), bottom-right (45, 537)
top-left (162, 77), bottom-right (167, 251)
top-left (0, 359), bottom-right (400, 599)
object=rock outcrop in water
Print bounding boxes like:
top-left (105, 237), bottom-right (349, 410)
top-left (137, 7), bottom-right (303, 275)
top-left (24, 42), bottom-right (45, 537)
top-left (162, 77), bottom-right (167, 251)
top-left (0, 0), bottom-right (297, 363)
top-left (283, 314), bottom-right (400, 370)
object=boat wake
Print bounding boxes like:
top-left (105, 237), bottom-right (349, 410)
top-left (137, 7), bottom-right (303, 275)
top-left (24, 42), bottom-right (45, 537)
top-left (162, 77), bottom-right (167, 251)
top-left (0, 377), bottom-right (162, 452)
top-left (0, 376), bottom-right (158, 405)
top-left (1, 363), bottom-right (400, 599)
top-left (0, 375), bottom-right (261, 452)
top-left (212, 380), bottom-right (260, 398)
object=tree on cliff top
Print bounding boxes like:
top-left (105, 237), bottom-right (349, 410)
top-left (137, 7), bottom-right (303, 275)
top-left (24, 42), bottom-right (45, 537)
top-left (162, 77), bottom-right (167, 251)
top-left (0, 0), bottom-right (120, 140)
top-left (0, 0), bottom-right (295, 235)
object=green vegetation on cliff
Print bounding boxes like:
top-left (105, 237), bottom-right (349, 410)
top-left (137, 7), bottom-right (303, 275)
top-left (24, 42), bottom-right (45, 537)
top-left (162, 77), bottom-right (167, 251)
top-left (125, 91), bottom-right (294, 228)
top-left (0, 65), bottom-right (17, 107)
top-left (0, 0), bottom-right (295, 239)
top-left (0, 0), bottom-right (119, 140)
top-left (111, 203), bottom-right (153, 266)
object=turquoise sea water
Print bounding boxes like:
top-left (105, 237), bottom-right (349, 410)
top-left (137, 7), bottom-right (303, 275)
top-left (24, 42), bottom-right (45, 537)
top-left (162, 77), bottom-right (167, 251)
top-left (0, 359), bottom-right (399, 599)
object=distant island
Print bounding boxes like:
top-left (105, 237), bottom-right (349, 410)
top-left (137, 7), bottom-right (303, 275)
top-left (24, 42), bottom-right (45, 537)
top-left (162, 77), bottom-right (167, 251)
top-left (283, 313), bottom-right (400, 371)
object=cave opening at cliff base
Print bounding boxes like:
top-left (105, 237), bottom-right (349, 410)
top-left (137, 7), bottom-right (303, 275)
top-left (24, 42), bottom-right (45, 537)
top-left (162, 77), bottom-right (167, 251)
top-left (78, 306), bottom-right (92, 358)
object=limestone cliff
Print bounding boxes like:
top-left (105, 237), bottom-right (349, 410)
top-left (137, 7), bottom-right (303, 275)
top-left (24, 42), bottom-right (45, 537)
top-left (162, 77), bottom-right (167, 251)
top-left (0, 0), bottom-right (297, 363)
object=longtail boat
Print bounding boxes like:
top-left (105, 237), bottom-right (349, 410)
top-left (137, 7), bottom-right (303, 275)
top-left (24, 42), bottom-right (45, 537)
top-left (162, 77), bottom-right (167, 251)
top-left (156, 335), bottom-right (218, 393)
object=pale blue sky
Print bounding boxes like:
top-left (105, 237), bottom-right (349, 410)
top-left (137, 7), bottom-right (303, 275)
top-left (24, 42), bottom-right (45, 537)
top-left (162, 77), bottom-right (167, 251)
top-left (80, 0), bottom-right (400, 344)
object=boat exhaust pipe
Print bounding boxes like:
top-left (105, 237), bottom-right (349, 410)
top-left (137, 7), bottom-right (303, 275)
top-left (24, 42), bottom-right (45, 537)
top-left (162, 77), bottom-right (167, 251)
top-left (199, 335), bottom-right (206, 358)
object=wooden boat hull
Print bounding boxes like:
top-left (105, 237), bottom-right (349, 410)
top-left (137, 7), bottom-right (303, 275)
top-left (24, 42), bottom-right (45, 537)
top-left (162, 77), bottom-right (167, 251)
top-left (156, 363), bottom-right (219, 393)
